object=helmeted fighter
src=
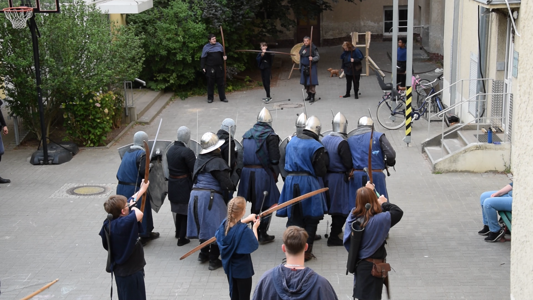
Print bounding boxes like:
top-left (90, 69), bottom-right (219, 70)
top-left (321, 113), bottom-right (354, 246)
top-left (279, 112), bottom-right (307, 180)
top-left (237, 107), bottom-right (280, 244)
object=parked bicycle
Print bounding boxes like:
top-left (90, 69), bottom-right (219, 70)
top-left (376, 74), bottom-right (450, 130)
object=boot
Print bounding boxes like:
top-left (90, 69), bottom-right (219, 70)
top-left (354, 90), bottom-right (359, 99)
top-left (304, 243), bottom-right (316, 262)
top-left (305, 93), bottom-right (312, 101)
top-left (309, 93), bottom-right (316, 103)
top-left (259, 231), bottom-right (275, 245)
top-left (327, 236), bottom-right (344, 246)
top-left (342, 94), bottom-right (351, 98)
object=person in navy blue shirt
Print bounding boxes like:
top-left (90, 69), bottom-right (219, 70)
top-left (396, 37), bottom-right (407, 88)
top-left (216, 196), bottom-right (260, 300)
top-left (340, 41), bottom-right (364, 99)
top-left (100, 180), bottom-right (150, 300)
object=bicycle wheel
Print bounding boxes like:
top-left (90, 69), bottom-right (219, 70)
top-left (376, 98), bottom-right (407, 130)
top-left (414, 79), bottom-right (431, 109)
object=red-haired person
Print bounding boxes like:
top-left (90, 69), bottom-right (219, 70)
top-left (216, 196), bottom-right (260, 300)
top-left (343, 183), bottom-right (403, 300)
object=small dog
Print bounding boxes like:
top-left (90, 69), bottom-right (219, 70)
top-left (327, 68), bottom-right (340, 77)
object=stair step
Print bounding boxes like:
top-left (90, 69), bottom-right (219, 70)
top-left (137, 93), bottom-right (174, 124)
top-left (458, 130), bottom-right (484, 145)
top-left (135, 90), bottom-right (163, 120)
top-left (442, 138), bottom-right (466, 154)
top-left (424, 146), bottom-right (448, 164)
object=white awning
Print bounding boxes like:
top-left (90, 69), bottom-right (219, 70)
top-left (472, 0), bottom-right (520, 9)
top-left (92, 0), bottom-right (153, 14)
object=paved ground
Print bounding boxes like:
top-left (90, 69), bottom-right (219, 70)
top-left (0, 41), bottom-right (511, 299)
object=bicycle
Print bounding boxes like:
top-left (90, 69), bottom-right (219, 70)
top-left (376, 74), bottom-right (450, 130)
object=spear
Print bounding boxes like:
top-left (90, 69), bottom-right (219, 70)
top-left (220, 26), bottom-right (227, 86)
top-left (235, 50), bottom-right (295, 56)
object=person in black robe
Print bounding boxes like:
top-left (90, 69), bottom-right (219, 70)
top-left (99, 180), bottom-right (149, 300)
top-left (187, 132), bottom-right (235, 271)
top-left (256, 42), bottom-right (273, 102)
top-left (252, 226), bottom-right (338, 300)
top-left (0, 100), bottom-right (10, 184)
top-left (167, 126), bottom-right (196, 246)
top-left (343, 183), bottom-right (403, 300)
top-left (201, 33), bottom-right (228, 103)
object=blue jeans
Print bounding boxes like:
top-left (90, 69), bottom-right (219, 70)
top-left (480, 191), bottom-right (512, 232)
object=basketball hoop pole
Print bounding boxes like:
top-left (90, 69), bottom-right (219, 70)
top-left (28, 15), bottom-right (49, 164)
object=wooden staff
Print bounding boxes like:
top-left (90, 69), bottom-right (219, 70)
top-left (21, 279), bottom-right (59, 300)
top-left (235, 49), bottom-right (295, 56)
top-left (309, 26), bottom-right (314, 87)
top-left (220, 26), bottom-right (227, 86)
top-left (179, 187), bottom-right (329, 260)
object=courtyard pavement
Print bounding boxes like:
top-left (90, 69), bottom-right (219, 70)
top-left (0, 41), bottom-right (511, 299)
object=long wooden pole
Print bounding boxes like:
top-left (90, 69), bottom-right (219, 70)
top-left (220, 26), bottom-right (227, 86)
top-left (179, 187), bottom-right (329, 260)
top-left (309, 26), bottom-right (314, 87)
top-left (21, 279), bottom-right (59, 300)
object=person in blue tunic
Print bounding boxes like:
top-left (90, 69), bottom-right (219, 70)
top-left (299, 36), bottom-right (320, 103)
top-left (340, 41), bottom-right (364, 99)
top-left (116, 131), bottom-right (159, 245)
top-left (252, 226), bottom-right (338, 300)
top-left (322, 113), bottom-right (353, 247)
top-left (216, 196), bottom-right (260, 300)
top-left (277, 116), bottom-right (329, 261)
top-left (397, 37), bottom-right (407, 88)
top-left (256, 42), bottom-right (274, 103)
top-left (187, 132), bottom-right (235, 270)
top-left (478, 182), bottom-right (513, 242)
top-left (238, 107), bottom-right (280, 244)
top-left (347, 116), bottom-right (396, 201)
top-left (201, 33), bottom-right (228, 103)
top-left (343, 184), bottom-right (403, 300)
top-left (99, 180), bottom-right (150, 300)
top-left (166, 126), bottom-right (196, 247)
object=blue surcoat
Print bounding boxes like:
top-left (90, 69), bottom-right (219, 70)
top-left (322, 135), bottom-right (353, 216)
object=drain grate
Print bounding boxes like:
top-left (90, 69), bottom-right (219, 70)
top-left (50, 183), bottom-right (116, 199)
top-left (477, 134), bottom-right (502, 143)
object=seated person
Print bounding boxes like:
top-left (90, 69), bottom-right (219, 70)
top-left (252, 226), bottom-right (338, 300)
top-left (478, 182), bottom-right (513, 242)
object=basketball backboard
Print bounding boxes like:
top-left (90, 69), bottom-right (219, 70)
top-left (0, 0), bottom-right (59, 13)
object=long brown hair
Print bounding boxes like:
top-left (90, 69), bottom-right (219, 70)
top-left (225, 196), bottom-right (246, 235)
top-left (342, 41), bottom-right (355, 51)
top-left (351, 187), bottom-right (382, 228)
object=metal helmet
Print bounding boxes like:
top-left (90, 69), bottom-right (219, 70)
top-left (199, 132), bottom-right (225, 154)
top-left (358, 116), bottom-right (374, 128)
top-left (257, 107), bottom-right (273, 125)
top-left (133, 131), bottom-right (148, 148)
top-left (295, 113), bottom-right (307, 135)
top-left (332, 112), bottom-right (348, 134)
top-left (220, 118), bottom-right (236, 136)
top-left (177, 126), bottom-right (191, 145)
top-left (305, 116), bottom-right (321, 136)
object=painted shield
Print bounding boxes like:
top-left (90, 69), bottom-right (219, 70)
top-left (278, 136), bottom-right (292, 179)
top-left (118, 140), bottom-right (172, 159)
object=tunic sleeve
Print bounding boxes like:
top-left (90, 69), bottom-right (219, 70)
top-left (266, 135), bottom-right (281, 164)
top-left (235, 227), bottom-right (259, 254)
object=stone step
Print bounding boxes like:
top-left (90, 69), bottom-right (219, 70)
top-left (424, 146), bottom-right (448, 165)
top-left (137, 92), bottom-right (174, 124)
top-left (135, 90), bottom-right (163, 121)
top-left (442, 138), bottom-right (466, 154)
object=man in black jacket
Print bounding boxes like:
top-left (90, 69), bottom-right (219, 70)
top-left (201, 34), bottom-right (228, 103)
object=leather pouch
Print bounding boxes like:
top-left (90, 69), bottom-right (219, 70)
top-left (371, 262), bottom-right (391, 278)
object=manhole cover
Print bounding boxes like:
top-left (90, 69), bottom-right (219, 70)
top-left (273, 103), bottom-right (304, 110)
top-left (67, 185), bottom-right (107, 196)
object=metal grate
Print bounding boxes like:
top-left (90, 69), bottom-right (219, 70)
top-left (491, 80), bottom-right (504, 128)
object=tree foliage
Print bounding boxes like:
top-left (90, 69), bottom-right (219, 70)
top-left (0, 0), bottom-right (144, 145)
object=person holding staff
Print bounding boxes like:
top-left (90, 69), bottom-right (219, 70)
top-left (299, 36), bottom-right (320, 103)
top-left (201, 34), bottom-right (228, 103)
top-left (343, 183), bottom-right (403, 300)
top-left (257, 42), bottom-right (273, 103)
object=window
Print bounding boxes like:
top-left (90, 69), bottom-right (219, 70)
top-left (383, 6), bottom-right (408, 34)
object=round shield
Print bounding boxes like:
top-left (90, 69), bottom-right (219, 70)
top-left (290, 43), bottom-right (303, 65)
top-left (347, 128), bottom-right (359, 138)
top-left (278, 136), bottom-right (292, 179)
top-left (161, 142), bottom-right (174, 180)
top-left (188, 139), bottom-right (201, 157)
top-left (320, 130), bottom-right (332, 141)
top-left (233, 140), bottom-right (244, 185)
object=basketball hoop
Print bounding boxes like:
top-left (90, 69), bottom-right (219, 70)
top-left (3, 7), bottom-right (33, 29)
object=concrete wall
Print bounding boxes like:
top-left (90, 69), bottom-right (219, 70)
top-left (510, 3), bottom-right (533, 299)
top-left (428, 0), bottom-right (445, 54)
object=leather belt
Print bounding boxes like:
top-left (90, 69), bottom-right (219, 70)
top-left (192, 188), bottom-right (223, 196)
top-left (118, 181), bottom-right (138, 186)
top-left (244, 165), bottom-right (263, 169)
top-left (170, 174), bottom-right (188, 179)
top-left (365, 258), bottom-right (385, 264)
top-left (288, 172), bottom-right (311, 176)
top-left (353, 169), bottom-right (384, 172)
